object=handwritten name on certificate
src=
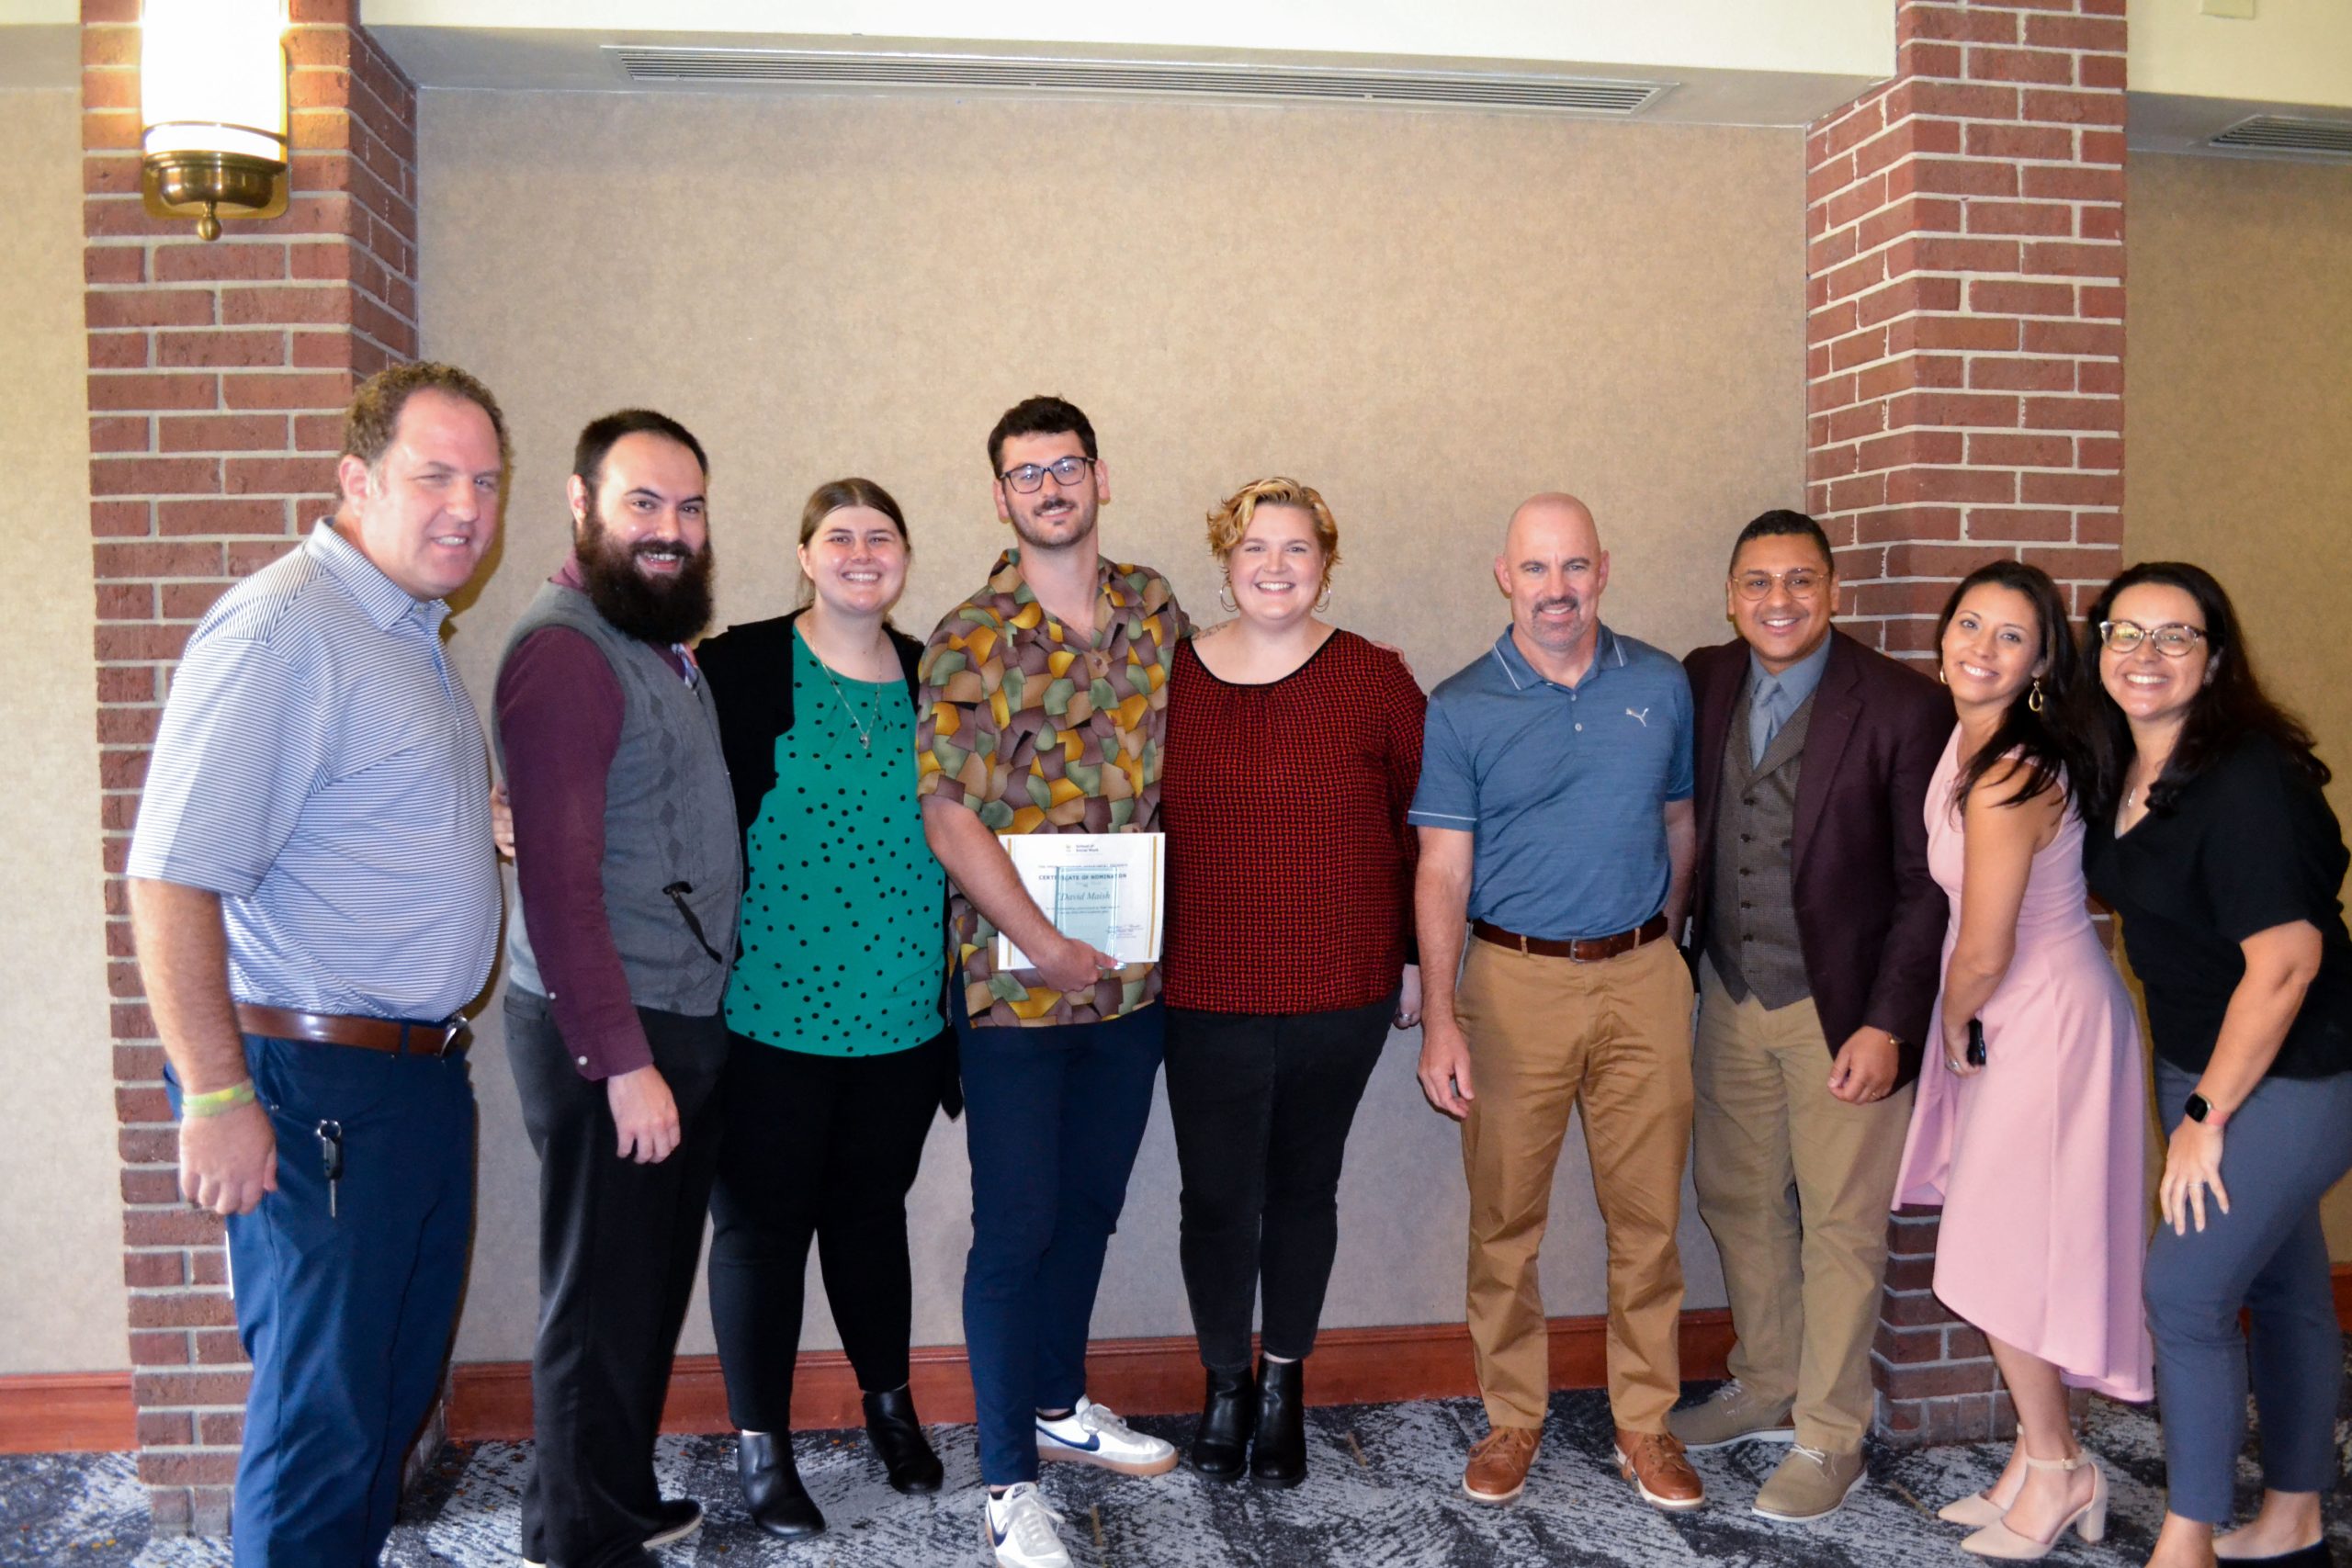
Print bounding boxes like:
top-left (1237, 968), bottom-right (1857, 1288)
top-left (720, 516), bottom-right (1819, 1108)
top-left (994, 832), bottom-right (1166, 970)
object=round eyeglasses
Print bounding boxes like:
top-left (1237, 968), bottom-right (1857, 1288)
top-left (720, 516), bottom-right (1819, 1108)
top-left (998, 455), bottom-right (1097, 494)
top-left (2098, 620), bottom-right (2207, 658)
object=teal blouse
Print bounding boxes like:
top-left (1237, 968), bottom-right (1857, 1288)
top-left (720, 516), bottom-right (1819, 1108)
top-left (725, 626), bottom-right (946, 1055)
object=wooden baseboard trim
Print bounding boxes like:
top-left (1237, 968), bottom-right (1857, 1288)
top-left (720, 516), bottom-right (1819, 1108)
top-left (443, 1310), bottom-right (1739, 1444)
top-left (20, 1263), bottom-right (2352, 1456)
top-left (0, 1371), bottom-right (137, 1454)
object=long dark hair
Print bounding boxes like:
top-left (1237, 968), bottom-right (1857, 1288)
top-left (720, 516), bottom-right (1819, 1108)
top-left (2080, 561), bottom-right (2328, 818)
top-left (1935, 561), bottom-right (2092, 816)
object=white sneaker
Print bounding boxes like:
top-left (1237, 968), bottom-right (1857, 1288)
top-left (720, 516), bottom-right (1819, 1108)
top-left (981, 1483), bottom-right (1070, 1568)
top-left (1035, 1396), bottom-right (1180, 1476)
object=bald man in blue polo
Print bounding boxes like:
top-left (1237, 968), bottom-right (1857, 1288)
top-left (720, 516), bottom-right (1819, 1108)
top-left (1410, 493), bottom-right (1702, 1514)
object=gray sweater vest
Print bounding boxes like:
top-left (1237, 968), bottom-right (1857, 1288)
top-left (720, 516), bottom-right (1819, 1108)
top-left (494, 581), bottom-right (741, 1018)
top-left (1705, 675), bottom-right (1815, 1011)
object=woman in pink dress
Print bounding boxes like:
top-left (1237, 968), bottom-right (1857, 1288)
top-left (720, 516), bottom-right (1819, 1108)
top-left (1894, 560), bottom-right (2153, 1561)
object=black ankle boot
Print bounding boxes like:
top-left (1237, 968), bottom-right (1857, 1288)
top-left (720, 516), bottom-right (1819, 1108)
top-left (1190, 1365), bottom-right (1254, 1481)
top-left (1250, 1357), bottom-right (1306, 1488)
top-left (737, 1430), bottom-right (824, 1539)
top-left (862, 1387), bottom-right (945, 1494)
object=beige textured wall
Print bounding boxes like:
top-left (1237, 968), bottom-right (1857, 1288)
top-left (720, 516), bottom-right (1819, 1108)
top-left (0, 89), bottom-right (127, 1374)
top-left (2126, 152), bottom-right (2352, 1255)
top-left (419, 87), bottom-right (1806, 1362)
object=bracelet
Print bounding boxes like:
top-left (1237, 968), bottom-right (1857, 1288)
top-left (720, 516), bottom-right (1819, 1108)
top-left (182, 1079), bottom-right (256, 1118)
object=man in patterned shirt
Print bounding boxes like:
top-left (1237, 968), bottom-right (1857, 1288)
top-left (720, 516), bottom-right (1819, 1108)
top-left (918, 395), bottom-right (1186, 1568)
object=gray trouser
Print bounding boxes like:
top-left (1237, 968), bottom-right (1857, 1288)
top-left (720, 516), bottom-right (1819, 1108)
top-left (2145, 1059), bottom-right (2352, 1523)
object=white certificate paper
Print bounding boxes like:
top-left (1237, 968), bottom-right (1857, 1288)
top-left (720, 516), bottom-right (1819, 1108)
top-left (994, 832), bottom-right (1165, 970)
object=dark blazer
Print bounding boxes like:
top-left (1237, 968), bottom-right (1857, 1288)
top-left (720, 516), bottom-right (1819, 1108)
top-left (1684, 627), bottom-right (1951, 1087)
top-left (694, 608), bottom-right (958, 1115)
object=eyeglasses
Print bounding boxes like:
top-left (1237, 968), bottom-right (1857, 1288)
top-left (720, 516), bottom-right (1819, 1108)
top-left (1733, 568), bottom-right (1827, 601)
top-left (997, 455), bottom-right (1097, 494)
top-left (2098, 620), bottom-right (2207, 658)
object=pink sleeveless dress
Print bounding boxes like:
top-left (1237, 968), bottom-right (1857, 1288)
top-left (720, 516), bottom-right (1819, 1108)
top-left (1893, 728), bottom-right (2154, 1401)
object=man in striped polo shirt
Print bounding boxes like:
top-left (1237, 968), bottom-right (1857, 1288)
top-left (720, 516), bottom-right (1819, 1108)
top-left (127, 362), bottom-right (510, 1564)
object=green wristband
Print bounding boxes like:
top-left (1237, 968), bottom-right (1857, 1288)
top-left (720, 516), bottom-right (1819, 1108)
top-left (182, 1079), bottom-right (256, 1118)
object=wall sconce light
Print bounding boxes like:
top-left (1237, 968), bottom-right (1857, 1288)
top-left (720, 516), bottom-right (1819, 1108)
top-left (141, 0), bottom-right (290, 242)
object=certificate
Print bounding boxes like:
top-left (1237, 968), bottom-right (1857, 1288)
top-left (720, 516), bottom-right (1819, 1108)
top-left (994, 832), bottom-right (1165, 970)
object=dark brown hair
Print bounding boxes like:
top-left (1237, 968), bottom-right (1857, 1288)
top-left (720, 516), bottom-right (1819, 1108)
top-left (2081, 560), bottom-right (2328, 818)
top-left (340, 361), bottom-right (510, 474)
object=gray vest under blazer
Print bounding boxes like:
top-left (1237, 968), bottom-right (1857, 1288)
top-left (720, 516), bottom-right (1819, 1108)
top-left (494, 581), bottom-right (741, 1019)
top-left (1704, 672), bottom-right (1815, 1011)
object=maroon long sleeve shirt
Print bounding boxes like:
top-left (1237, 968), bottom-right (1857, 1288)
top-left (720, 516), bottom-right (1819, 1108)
top-left (496, 557), bottom-right (693, 1080)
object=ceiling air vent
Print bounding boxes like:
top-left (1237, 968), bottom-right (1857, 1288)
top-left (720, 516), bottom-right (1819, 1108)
top-left (604, 46), bottom-right (1673, 116)
top-left (2208, 115), bottom-right (2352, 159)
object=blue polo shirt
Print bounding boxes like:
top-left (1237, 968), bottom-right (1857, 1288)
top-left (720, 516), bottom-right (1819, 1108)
top-left (1409, 624), bottom-right (1694, 942)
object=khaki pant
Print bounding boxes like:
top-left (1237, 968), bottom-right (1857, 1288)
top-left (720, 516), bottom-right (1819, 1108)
top-left (1456, 933), bottom-right (1695, 1433)
top-left (1690, 960), bottom-right (1913, 1453)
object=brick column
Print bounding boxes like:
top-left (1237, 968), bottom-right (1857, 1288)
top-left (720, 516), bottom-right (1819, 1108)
top-left (83, 0), bottom-right (420, 1533)
top-left (1804, 0), bottom-right (2127, 1446)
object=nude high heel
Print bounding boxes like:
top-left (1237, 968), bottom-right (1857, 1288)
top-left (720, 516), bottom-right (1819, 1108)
top-left (1938, 1490), bottom-right (2007, 1528)
top-left (1960, 1450), bottom-right (2107, 1560)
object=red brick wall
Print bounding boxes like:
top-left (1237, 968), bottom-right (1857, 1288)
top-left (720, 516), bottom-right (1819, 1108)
top-left (83, 0), bottom-right (418, 1533)
top-left (1808, 0), bottom-right (2126, 660)
top-left (1804, 0), bottom-right (2129, 1445)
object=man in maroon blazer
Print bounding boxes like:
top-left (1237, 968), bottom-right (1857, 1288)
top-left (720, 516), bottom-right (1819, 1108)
top-left (1667, 509), bottom-right (1950, 1522)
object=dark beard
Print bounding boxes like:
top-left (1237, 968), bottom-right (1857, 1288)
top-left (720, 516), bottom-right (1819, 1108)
top-left (576, 511), bottom-right (715, 646)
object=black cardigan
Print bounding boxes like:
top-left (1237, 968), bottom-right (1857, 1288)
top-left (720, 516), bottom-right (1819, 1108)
top-left (694, 608), bottom-right (957, 1113)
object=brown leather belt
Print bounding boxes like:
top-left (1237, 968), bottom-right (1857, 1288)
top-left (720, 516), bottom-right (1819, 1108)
top-left (1473, 913), bottom-right (1670, 964)
top-left (235, 1003), bottom-right (469, 1058)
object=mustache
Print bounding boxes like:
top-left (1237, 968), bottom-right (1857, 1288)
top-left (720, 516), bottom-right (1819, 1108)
top-left (1534, 594), bottom-right (1582, 615)
top-left (631, 539), bottom-right (695, 563)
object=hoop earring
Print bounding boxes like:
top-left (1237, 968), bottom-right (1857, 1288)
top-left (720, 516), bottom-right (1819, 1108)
top-left (2027, 676), bottom-right (2045, 714)
top-left (1316, 583), bottom-right (1333, 615)
top-left (1217, 577), bottom-right (1236, 613)
top-left (1937, 666), bottom-right (1948, 686)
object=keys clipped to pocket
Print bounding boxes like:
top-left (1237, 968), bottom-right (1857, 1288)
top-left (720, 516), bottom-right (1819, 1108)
top-left (315, 1119), bottom-right (344, 1220)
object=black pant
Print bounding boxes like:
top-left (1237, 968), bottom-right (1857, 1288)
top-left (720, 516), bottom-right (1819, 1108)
top-left (1162, 998), bottom-right (1394, 1372)
top-left (706, 1030), bottom-right (951, 1432)
top-left (505, 988), bottom-right (728, 1568)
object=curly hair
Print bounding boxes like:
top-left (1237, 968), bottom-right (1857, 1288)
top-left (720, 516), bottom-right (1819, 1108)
top-left (340, 361), bottom-right (510, 476)
top-left (1204, 477), bottom-right (1341, 574)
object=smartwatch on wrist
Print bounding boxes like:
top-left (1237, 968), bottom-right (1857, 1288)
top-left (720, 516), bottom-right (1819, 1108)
top-left (2183, 1091), bottom-right (2224, 1129)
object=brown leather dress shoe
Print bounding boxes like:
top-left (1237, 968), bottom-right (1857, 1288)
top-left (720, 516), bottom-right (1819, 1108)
top-left (1462, 1426), bottom-right (1542, 1505)
top-left (1615, 1427), bottom-right (1704, 1511)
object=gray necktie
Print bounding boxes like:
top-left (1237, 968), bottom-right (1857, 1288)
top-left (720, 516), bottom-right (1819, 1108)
top-left (1750, 676), bottom-right (1786, 766)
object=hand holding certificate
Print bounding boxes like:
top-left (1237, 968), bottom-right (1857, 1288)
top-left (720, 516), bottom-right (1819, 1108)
top-left (994, 832), bottom-right (1166, 972)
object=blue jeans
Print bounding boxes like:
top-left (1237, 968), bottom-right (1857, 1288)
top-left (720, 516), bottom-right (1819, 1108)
top-left (2145, 1059), bottom-right (2352, 1523)
top-left (956, 988), bottom-right (1165, 1485)
top-left (174, 1033), bottom-right (474, 1567)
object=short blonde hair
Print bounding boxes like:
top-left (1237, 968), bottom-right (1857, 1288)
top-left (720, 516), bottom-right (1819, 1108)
top-left (1205, 477), bottom-right (1341, 574)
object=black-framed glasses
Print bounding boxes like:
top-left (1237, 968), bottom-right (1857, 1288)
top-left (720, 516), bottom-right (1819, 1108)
top-left (998, 455), bottom-right (1096, 493)
top-left (2098, 620), bottom-right (2207, 658)
top-left (1733, 568), bottom-right (1827, 601)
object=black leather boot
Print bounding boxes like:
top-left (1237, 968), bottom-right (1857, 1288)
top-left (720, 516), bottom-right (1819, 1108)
top-left (1250, 1357), bottom-right (1306, 1488)
top-left (1190, 1365), bottom-right (1254, 1481)
top-left (862, 1386), bottom-right (945, 1494)
top-left (737, 1430), bottom-right (825, 1539)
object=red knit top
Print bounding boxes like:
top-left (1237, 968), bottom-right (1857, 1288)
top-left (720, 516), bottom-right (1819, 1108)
top-left (1160, 629), bottom-right (1425, 1013)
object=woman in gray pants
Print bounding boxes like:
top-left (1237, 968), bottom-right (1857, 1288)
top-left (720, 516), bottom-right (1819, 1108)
top-left (2084, 561), bottom-right (2352, 1568)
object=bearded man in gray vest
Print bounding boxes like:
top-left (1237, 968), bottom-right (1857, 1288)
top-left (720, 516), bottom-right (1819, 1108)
top-left (1668, 509), bottom-right (1949, 1523)
top-left (496, 409), bottom-right (740, 1568)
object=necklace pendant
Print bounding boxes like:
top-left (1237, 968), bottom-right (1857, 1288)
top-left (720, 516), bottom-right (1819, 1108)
top-left (859, 734), bottom-right (871, 751)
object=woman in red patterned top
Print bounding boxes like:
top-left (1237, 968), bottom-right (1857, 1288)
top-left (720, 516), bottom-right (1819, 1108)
top-left (1160, 477), bottom-right (1426, 1490)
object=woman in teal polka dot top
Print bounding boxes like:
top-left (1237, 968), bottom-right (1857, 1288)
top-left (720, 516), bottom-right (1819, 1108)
top-left (695, 478), bottom-right (957, 1539)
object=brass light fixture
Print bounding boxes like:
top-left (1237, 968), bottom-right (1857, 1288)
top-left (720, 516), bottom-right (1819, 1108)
top-left (140, 0), bottom-right (290, 241)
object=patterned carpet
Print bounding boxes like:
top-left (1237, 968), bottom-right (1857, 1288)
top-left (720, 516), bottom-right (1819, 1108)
top-left (9, 1380), bottom-right (2350, 1566)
